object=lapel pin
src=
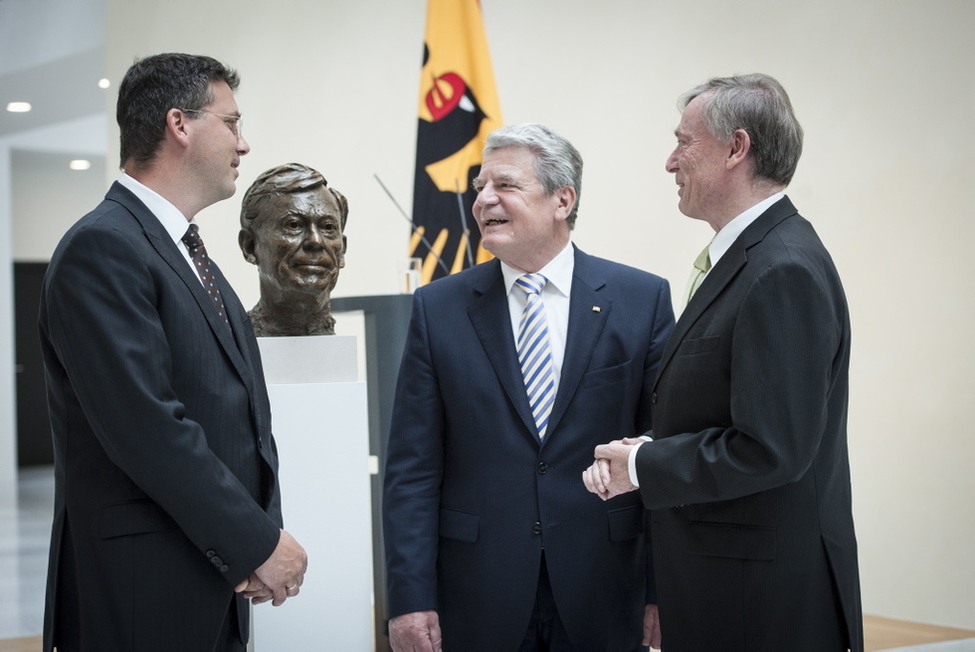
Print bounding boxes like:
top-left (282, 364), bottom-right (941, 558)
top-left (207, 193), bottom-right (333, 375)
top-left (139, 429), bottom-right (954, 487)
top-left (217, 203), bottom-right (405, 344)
top-left (592, 306), bottom-right (601, 312)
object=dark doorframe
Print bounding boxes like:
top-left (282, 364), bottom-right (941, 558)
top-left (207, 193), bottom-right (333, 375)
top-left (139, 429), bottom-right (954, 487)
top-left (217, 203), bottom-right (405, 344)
top-left (14, 261), bottom-right (53, 467)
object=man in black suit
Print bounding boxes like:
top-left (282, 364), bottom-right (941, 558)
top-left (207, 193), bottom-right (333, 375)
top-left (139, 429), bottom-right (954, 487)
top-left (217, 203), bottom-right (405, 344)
top-left (39, 53), bottom-right (307, 652)
top-left (383, 123), bottom-right (675, 651)
top-left (584, 74), bottom-right (863, 651)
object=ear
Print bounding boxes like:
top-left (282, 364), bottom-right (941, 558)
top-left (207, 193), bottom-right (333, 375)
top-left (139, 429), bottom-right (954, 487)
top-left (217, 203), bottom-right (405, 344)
top-left (726, 128), bottom-right (751, 170)
top-left (553, 185), bottom-right (577, 221)
top-left (167, 108), bottom-right (192, 148)
top-left (338, 235), bottom-right (347, 268)
top-left (239, 229), bottom-right (258, 265)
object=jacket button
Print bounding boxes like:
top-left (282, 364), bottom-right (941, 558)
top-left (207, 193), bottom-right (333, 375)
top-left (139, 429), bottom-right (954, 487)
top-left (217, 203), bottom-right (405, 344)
top-left (532, 522), bottom-right (542, 535)
top-left (537, 462), bottom-right (548, 474)
top-left (220, 564), bottom-right (229, 573)
top-left (651, 392), bottom-right (658, 404)
top-left (206, 550), bottom-right (216, 559)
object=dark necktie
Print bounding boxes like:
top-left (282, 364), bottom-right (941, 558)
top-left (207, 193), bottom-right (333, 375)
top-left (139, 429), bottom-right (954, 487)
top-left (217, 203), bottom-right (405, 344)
top-left (516, 274), bottom-right (556, 438)
top-left (182, 224), bottom-right (231, 329)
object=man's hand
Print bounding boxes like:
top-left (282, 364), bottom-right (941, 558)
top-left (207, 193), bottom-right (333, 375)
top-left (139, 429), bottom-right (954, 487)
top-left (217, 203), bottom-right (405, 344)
top-left (644, 603), bottom-right (662, 650)
top-left (243, 529), bottom-right (307, 606)
top-left (582, 438), bottom-right (641, 500)
top-left (234, 574), bottom-right (273, 604)
top-left (389, 610), bottom-right (442, 652)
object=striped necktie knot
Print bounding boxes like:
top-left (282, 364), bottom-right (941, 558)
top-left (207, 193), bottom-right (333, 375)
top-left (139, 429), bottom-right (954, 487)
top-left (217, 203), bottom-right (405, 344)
top-left (515, 273), bottom-right (546, 296)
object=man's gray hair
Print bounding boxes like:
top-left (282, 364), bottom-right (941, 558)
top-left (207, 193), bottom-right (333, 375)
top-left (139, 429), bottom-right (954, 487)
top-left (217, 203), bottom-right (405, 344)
top-left (483, 123), bottom-right (583, 228)
top-left (680, 73), bottom-right (803, 186)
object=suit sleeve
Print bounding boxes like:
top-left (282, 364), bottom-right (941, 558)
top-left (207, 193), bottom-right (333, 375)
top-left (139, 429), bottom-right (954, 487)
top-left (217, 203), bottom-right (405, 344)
top-left (637, 279), bottom-right (675, 434)
top-left (637, 260), bottom-right (839, 509)
top-left (43, 223), bottom-right (280, 585)
top-left (382, 289), bottom-right (446, 618)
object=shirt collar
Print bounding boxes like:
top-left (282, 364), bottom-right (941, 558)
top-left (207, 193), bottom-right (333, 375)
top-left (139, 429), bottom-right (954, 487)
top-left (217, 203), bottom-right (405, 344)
top-left (501, 241), bottom-right (575, 297)
top-left (117, 172), bottom-right (195, 246)
top-left (709, 192), bottom-right (784, 267)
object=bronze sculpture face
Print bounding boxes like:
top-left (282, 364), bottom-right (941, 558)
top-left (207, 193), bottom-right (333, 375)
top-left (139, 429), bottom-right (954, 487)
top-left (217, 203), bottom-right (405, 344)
top-left (239, 163), bottom-right (348, 336)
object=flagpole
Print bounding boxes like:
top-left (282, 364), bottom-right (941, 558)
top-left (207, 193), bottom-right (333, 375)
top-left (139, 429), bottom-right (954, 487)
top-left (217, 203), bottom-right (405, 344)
top-left (455, 179), bottom-right (475, 267)
top-left (374, 174), bottom-right (450, 275)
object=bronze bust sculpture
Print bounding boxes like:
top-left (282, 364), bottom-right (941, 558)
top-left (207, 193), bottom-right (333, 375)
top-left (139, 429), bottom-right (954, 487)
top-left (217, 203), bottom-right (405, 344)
top-left (239, 163), bottom-right (348, 336)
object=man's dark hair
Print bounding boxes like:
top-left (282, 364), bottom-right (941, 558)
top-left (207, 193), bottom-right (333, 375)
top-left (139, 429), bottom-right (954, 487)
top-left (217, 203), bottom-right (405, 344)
top-left (116, 53), bottom-right (239, 168)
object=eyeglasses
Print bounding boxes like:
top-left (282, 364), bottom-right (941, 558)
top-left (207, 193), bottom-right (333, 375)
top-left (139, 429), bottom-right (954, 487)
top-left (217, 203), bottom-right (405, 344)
top-left (180, 108), bottom-right (243, 138)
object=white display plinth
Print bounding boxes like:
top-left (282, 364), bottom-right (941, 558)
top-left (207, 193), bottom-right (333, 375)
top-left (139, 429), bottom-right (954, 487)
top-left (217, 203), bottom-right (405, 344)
top-left (252, 335), bottom-right (373, 651)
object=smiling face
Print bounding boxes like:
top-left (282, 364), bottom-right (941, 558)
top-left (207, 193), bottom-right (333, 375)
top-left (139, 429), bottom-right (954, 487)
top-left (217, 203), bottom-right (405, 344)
top-left (472, 146), bottom-right (575, 273)
top-left (242, 187), bottom-right (346, 300)
top-left (664, 93), bottom-right (732, 225)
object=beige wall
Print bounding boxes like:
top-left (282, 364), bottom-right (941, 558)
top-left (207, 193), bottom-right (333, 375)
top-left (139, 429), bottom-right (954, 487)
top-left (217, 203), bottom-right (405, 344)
top-left (94, 0), bottom-right (975, 628)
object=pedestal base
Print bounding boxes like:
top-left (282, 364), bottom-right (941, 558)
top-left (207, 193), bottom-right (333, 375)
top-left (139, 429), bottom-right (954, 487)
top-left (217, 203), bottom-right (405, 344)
top-left (252, 336), bottom-right (373, 650)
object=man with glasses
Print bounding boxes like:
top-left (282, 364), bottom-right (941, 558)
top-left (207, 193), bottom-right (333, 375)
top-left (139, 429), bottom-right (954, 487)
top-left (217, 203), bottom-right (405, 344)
top-left (39, 53), bottom-right (307, 651)
top-left (182, 108), bottom-right (244, 137)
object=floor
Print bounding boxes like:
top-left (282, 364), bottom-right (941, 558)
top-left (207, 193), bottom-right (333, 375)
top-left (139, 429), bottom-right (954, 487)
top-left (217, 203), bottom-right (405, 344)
top-left (2, 467), bottom-right (973, 651)
top-left (0, 467), bottom-right (52, 642)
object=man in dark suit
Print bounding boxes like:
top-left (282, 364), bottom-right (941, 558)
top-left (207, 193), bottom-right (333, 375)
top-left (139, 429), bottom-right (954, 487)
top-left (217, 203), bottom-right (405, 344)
top-left (39, 53), bottom-right (307, 652)
top-left (383, 123), bottom-right (675, 652)
top-left (584, 74), bottom-right (863, 651)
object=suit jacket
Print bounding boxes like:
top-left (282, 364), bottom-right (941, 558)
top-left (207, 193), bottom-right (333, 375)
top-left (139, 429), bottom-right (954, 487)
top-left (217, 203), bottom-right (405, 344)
top-left (39, 182), bottom-right (283, 651)
top-left (635, 197), bottom-right (863, 652)
top-left (383, 246), bottom-right (674, 652)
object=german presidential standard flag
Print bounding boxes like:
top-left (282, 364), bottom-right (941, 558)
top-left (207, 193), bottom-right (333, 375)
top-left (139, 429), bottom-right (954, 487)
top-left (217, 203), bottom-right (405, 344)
top-left (411, 0), bottom-right (503, 283)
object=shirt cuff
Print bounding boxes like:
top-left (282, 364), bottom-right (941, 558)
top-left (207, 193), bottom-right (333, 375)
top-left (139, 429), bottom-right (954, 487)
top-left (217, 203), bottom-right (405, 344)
top-left (627, 435), bottom-right (653, 487)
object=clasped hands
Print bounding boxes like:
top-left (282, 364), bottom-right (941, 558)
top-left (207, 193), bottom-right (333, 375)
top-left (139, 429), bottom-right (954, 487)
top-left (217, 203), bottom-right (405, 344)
top-left (235, 528), bottom-right (308, 606)
top-left (582, 437), bottom-right (645, 500)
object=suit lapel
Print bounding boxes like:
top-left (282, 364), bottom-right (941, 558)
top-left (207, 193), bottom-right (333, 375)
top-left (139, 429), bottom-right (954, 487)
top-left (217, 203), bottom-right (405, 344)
top-left (546, 248), bottom-right (608, 442)
top-left (467, 249), bottom-right (611, 445)
top-left (107, 183), bottom-right (256, 396)
top-left (467, 262), bottom-right (540, 441)
top-left (653, 196), bottom-right (799, 388)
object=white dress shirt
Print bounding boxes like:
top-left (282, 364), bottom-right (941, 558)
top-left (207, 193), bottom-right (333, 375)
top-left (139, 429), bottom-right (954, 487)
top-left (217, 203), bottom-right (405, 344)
top-left (705, 192), bottom-right (784, 275)
top-left (499, 241), bottom-right (574, 395)
top-left (117, 173), bottom-right (203, 285)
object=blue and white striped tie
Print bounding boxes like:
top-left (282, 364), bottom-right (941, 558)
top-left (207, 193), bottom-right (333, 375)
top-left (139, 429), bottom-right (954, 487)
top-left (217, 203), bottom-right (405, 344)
top-left (516, 274), bottom-right (556, 438)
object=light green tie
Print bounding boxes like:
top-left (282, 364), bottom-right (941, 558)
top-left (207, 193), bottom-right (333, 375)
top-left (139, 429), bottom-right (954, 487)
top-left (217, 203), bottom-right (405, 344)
top-left (683, 245), bottom-right (712, 307)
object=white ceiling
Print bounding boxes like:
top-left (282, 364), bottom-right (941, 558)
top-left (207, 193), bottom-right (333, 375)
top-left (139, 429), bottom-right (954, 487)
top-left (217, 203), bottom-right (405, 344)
top-left (0, 0), bottom-right (107, 154)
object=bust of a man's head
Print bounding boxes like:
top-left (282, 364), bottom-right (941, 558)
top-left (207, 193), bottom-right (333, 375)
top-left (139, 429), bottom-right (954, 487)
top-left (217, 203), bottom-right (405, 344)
top-left (239, 163), bottom-right (348, 336)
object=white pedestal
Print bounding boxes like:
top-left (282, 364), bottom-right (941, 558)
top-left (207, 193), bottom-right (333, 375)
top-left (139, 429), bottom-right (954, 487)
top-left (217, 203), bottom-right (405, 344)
top-left (252, 336), bottom-right (374, 651)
